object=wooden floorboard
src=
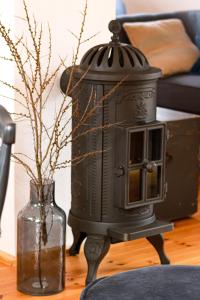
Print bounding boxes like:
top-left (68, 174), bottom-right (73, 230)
top-left (0, 186), bottom-right (200, 299)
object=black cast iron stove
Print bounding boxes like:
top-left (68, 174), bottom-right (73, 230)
top-left (60, 20), bottom-right (173, 285)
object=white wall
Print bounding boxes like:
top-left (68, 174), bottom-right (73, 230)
top-left (124, 0), bottom-right (200, 14)
top-left (0, 0), bottom-right (116, 255)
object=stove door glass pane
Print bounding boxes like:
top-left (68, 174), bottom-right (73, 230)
top-left (147, 165), bottom-right (161, 199)
top-left (148, 128), bottom-right (162, 161)
top-left (128, 169), bottom-right (143, 203)
top-left (129, 131), bottom-right (144, 165)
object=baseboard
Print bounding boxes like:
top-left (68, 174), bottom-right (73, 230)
top-left (0, 250), bottom-right (16, 266)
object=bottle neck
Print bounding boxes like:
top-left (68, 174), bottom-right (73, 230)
top-left (30, 180), bottom-right (55, 204)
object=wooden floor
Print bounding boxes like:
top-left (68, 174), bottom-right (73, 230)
top-left (0, 187), bottom-right (200, 299)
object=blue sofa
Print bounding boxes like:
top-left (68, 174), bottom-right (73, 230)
top-left (116, 3), bottom-right (200, 114)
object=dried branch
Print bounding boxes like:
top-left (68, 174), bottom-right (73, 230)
top-left (12, 154), bottom-right (37, 182)
top-left (0, 94), bottom-right (27, 109)
top-left (0, 55), bottom-right (13, 61)
top-left (0, 0), bottom-right (121, 191)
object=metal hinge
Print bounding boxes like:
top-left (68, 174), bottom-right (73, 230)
top-left (166, 129), bottom-right (170, 141)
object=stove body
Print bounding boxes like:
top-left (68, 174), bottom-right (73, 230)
top-left (60, 21), bottom-right (173, 285)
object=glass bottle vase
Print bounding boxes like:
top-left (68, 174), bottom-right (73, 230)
top-left (17, 180), bottom-right (66, 296)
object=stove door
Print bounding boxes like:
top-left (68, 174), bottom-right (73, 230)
top-left (114, 123), bottom-right (167, 209)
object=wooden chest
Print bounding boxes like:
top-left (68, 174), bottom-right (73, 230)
top-left (155, 107), bottom-right (200, 220)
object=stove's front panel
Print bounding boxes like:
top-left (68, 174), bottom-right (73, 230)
top-left (101, 83), bottom-right (162, 223)
top-left (114, 123), bottom-right (167, 210)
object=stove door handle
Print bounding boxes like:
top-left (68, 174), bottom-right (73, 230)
top-left (144, 161), bottom-right (157, 173)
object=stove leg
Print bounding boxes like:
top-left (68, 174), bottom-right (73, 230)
top-left (147, 234), bottom-right (170, 265)
top-left (69, 229), bottom-right (86, 256)
top-left (84, 235), bottom-right (110, 285)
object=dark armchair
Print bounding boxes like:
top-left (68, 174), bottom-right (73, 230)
top-left (116, 10), bottom-right (200, 114)
top-left (0, 105), bottom-right (15, 234)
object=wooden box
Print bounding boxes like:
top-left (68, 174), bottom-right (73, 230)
top-left (155, 107), bottom-right (200, 220)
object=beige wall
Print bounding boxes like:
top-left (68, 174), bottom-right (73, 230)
top-left (124, 0), bottom-right (200, 14)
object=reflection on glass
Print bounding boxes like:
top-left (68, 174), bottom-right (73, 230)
top-left (128, 169), bottom-right (143, 203)
top-left (148, 128), bottom-right (162, 161)
top-left (147, 166), bottom-right (161, 199)
top-left (130, 131), bottom-right (144, 165)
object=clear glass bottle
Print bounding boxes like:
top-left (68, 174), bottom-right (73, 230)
top-left (17, 180), bottom-right (66, 296)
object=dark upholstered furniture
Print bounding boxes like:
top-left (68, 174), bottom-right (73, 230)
top-left (81, 265), bottom-right (200, 300)
top-left (116, 10), bottom-right (200, 115)
top-left (0, 105), bottom-right (15, 233)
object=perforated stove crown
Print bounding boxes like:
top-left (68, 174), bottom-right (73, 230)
top-left (60, 20), bottom-right (173, 285)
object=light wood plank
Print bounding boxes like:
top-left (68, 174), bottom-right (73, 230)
top-left (0, 185), bottom-right (199, 299)
top-left (0, 250), bottom-right (16, 266)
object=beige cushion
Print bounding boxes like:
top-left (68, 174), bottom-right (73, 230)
top-left (123, 19), bottom-right (200, 76)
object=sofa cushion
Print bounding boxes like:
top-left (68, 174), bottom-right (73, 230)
top-left (117, 10), bottom-right (200, 47)
top-left (123, 19), bottom-right (200, 76)
top-left (81, 265), bottom-right (200, 300)
top-left (158, 74), bottom-right (200, 114)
